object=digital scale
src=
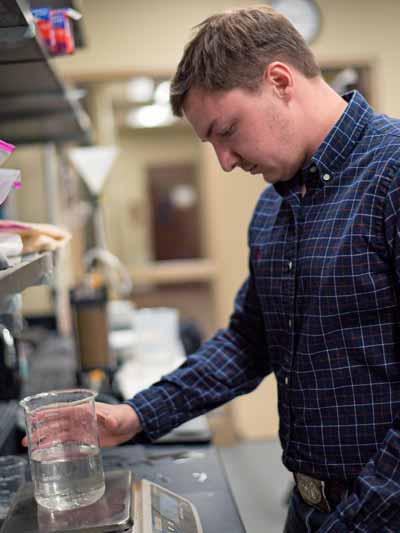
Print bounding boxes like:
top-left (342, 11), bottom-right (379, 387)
top-left (0, 470), bottom-right (203, 533)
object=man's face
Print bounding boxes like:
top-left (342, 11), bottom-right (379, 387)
top-left (183, 84), bottom-right (306, 184)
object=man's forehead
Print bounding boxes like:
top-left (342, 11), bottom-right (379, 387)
top-left (184, 87), bottom-right (212, 113)
top-left (183, 87), bottom-right (220, 138)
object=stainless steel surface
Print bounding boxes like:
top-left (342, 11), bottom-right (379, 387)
top-left (0, 470), bottom-right (132, 533)
top-left (0, 253), bottom-right (53, 299)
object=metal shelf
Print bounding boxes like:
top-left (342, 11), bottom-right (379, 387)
top-left (0, 0), bottom-right (27, 27)
top-left (0, 252), bottom-right (53, 298)
top-left (0, 0), bottom-right (91, 144)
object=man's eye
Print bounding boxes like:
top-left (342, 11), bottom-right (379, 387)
top-left (220, 125), bottom-right (235, 138)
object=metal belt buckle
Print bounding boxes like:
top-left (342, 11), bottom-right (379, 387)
top-left (295, 473), bottom-right (331, 513)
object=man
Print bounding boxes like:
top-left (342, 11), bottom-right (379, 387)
top-left (94, 6), bottom-right (400, 532)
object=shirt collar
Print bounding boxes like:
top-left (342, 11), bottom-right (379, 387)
top-left (305, 90), bottom-right (373, 176)
top-left (274, 91), bottom-right (373, 197)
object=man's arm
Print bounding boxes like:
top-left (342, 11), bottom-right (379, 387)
top-left (126, 262), bottom-right (270, 442)
top-left (95, 258), bottom-right (270, 445)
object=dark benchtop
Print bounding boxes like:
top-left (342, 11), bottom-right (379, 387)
top-left (102, 444), bottom-right (245, 533)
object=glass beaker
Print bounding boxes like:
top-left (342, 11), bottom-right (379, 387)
top-left (20, 389), bottom-right (105, 511)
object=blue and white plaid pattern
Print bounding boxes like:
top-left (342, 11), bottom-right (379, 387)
top-left (129, 91), bottom-right (400, 531)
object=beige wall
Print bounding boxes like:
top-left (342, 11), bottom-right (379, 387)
top-left (58, 0), bottom-right (400, 117)
top-left (312, 0), bottom-right (400, 115)
top-left (56, 0), bottom-right (244, 78)
top-left (102, 126), bottom-right (199, 266)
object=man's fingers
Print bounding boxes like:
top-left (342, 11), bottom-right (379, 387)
top-left (21, 406), bottom-right (100, 450)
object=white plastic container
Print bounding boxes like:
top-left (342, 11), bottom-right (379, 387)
top-left (0, 169), bottom-right (21, 205)
top-left (0, 234), bottom-right (23, 257)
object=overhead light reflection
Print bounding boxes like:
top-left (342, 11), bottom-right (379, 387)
top-left (154, 80), bottom-right (171, 105)
top-left (125, 104), bottom-right (177, 128)
top-left (126, 77), bottom-right (155, 103)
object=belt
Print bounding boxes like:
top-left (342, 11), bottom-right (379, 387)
top-left (294, 472), bottom-right (353, 513)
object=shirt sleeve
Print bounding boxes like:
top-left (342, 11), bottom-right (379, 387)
top-left (318, 169), bottom-right (400, 532)
top-left (126, 261), bottom-right (271, 441)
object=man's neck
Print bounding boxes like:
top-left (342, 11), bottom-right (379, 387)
top-left (304, 80), bottom-right (348, 162)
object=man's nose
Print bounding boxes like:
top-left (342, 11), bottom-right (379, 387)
top-left (214, 145), bottom-right (239, 172)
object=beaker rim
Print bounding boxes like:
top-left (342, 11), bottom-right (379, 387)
top-left (19, 388), bottom-right (97, 413)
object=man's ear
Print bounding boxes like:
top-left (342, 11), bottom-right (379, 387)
top-left (263, 62), bottom-right (294, 101)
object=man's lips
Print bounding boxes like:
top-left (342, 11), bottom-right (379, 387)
top-left (250, 165), bottom-right (259, 175)
top-left (242, 164), bottom-right (259, 174)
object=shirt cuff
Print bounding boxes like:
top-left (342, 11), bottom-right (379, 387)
top-left (125, 382), bottom-right (186, 441)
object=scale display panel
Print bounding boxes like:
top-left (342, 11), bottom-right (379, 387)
top-left (140, 480), bottom-right (202, 533)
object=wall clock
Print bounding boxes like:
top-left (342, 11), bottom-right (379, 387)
top-left (269, 0), bottom-right (321, 44)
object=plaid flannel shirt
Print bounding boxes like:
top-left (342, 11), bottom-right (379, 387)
top-left (128, 91), bottom-right (400, 531)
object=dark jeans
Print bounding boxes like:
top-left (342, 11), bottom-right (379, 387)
top-left (283, 487), bottom-right (334, 533)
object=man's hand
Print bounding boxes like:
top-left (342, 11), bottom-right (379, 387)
top-left (94, 402), bottom-right (142, 447)
top-left (21, 402), bottom-right (142, 449)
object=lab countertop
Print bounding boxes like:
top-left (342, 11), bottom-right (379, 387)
top-left (0, 444), bottom-right (244, 533)
top-left (102, 444), bottom-right (245, 533)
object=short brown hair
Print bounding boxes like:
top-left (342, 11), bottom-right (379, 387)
top-left (170, 5), bottom-right (321, 116)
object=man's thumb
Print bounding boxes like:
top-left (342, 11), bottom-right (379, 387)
top-left (97, 411), bottom-right (119, 431)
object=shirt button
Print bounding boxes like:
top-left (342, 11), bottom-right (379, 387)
top-left (309, 165), bottom-right (317, 174)
top-left (322, 173), bottom-right (331, 182)
top-left (288, 260), bottom-right (293, 271)
top-left (285, 376), bottom-right (289, 385)
top-left (288, 319), bottom-right (292, 328)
